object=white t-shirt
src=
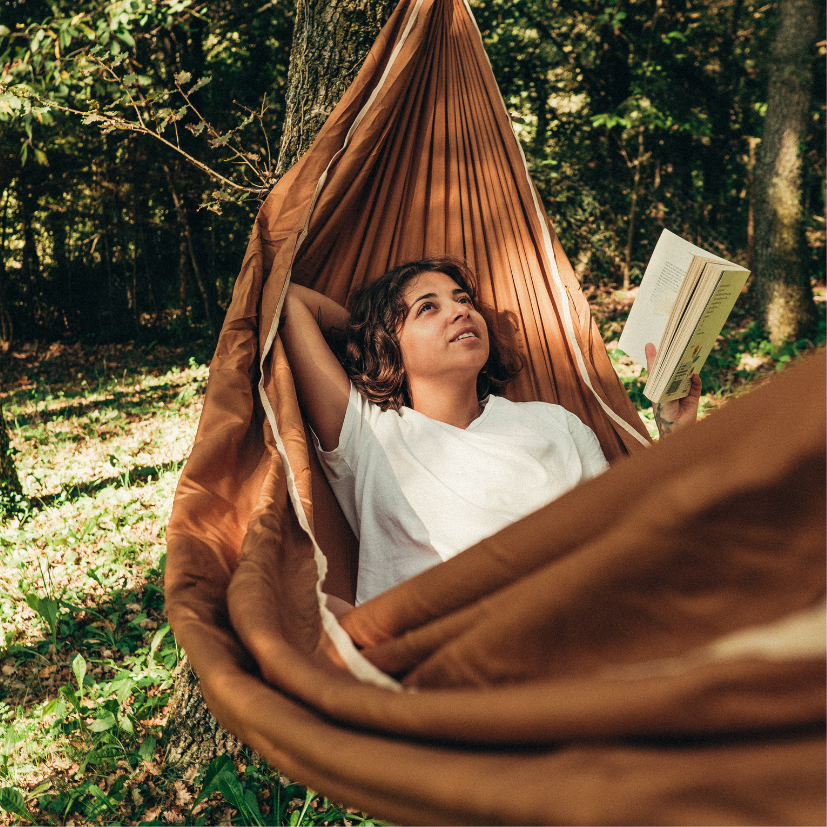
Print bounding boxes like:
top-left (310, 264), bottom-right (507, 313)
top-left (315, 384), bottom-right (608, 604)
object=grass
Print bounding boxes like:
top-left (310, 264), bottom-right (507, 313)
top-left (0, 291), bottom-right (823, 825)
top-left (0, 341), bottom-right (383, 826)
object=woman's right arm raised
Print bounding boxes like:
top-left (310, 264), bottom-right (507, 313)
top-left (279, 283), bottom-right (351, 451)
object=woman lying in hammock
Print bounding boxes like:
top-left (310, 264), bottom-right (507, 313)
top-left (280, 257), bottom-right (701, 612)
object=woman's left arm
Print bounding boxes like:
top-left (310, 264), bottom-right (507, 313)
top-left (645, 342), bottom-right (702, 438)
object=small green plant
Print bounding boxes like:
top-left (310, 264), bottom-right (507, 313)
top-left (191, 754), bottom-right (266, 825)
top-left (190, 755), bottom-right (402, 827)
top-left (24, 592), bottom-right (59, 647)
top-left (0, 787), bottom-right (30, 823)
top-left (0, 711), bottom-right (24, 776)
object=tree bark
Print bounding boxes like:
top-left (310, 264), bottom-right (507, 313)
top-left (0, 188), bottom-right (20, 510)
top-left (746, 136), bottom-right (759, 274)
top-left (163, 659), bottom-right (245, 765)
top-left (18, 170), bottom-right (41, 332)
top-left (275, 0), bottom-right (397, 176)
top-left (752, 0), bottom-right (819, 345)
top-left (0, 270), bottom-right (11, 345)
top-left (0, 400), bottom-right (22, 519)
top-left (0, 190), bottom-right (14, 345)
top-left (163, 163), bottom-right (218, 338)
top-left (621, 127), bottom-right (646, 292)
top-left (163, 0), bottom-right (396, 769)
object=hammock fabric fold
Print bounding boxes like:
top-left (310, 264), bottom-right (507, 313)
top-left (166, 0), bottom-right (826, 822)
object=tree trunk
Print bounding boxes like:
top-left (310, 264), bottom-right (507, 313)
top-left (746, 136), bottom-right (759, 274)
top-left (621, 127), bottom-right (646, 292)
top-left (0, 274), bottom-right (11, 346)
top-left (752, 0), bottom-right (819, 345)
top-left (0, 190), bottom-right (14, 346)
top-left (163, 164), bottom-right (218, 338)
top-left (163, 0), bottom-right (396, 768)
top-left (18, 171), bottom-right (41, 332)
top-left (275, 0), bottom-right (397, 176)
top-left (178, 238), bottom-right (189, 328)
top-left (0, 400), bottom-right (22, 519)
top-left (162, 659), bottom-right (245, 765)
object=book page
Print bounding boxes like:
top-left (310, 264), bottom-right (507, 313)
top-left (645, 266), bottom-right (750, 401)
top-left (618, 229), bottom-right (729, 366)
top-left (647, 263), bottom-right (724, 397)
top-left (648, 256), bottom-right (710, 386)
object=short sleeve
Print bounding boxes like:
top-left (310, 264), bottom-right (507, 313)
top-left (312, 382), bottom-right (368, 482)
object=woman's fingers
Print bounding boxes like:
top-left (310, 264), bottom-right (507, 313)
top-left (644, 342), bottom-right (703, 437)
top-left (644, 342), bottom-right (657, 373)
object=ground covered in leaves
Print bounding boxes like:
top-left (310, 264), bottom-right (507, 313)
top-left (0, 289), bottom-right (823, 825)
top-left (0, 340), bottom-right (383, 826)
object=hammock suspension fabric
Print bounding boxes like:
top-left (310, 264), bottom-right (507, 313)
top-left (165, 0), bottom-right (826, 821)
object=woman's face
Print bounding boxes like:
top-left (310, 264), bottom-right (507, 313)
top-left (397, 271), bottom-right (490, 390)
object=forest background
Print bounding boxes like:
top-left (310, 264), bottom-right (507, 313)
top-left (0, 0), bottom-right (824, 824)
top-left (0, 0), bottom-right (824, 347)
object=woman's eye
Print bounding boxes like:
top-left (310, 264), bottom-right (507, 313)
top-left (417, 302), bottom-right (434, 315)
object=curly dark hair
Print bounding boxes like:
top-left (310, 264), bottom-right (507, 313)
top-left (344, 257), bottom-right (523, 411)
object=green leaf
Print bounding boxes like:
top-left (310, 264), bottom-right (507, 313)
top-left (188, 76), bottom-right (211, 95)
top-left (29, 781), bottom-right (52, 798)
top-left (218, 773), bottom-right (262, 825)
top-left (243, 788), bottom-right (264, 823)
top-left (26, 593), bottom-right (59, 639)
top-left (190, 754), bottom-right (234, 810)
top-left (0, 788), bottom-right (30, 822)
top-left (59, 684), bottom-right (79, 710)
top-left (72, 653), bottom-right (87, 696)
top-left (185, 120), bottom-right (206, 136)
top-left (40, 597), bottom-right (59, 631)
top-left (294, 787), bottom-right (314, 826)
top-left (30, 30), bottom-right (45, 54)
top-left (89, 711), bottom-right (116, 732)
top-left (86, 783), bottom-right (117, 814)
top-left (174, 71), bottom-right (192, 85)
top-left (117, 712), bottom-right (135, 735)
top-left (0, 25), bottom-right (11, 37)
top-left (112, 676), bottom-right (135, 704)
top-left (149, 623), bottom-right (170, 657)
top-left (137, 735), bottom-right (156, 761)
top-left (1, 726), bottom-right (22, 759)
top-left (41, 698), bottom-right (61, 716)
top-left (79, 515), bottom-right (99, 539)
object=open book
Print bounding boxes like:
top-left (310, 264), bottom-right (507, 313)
top-left (618, 229), bottom-right (750, 403)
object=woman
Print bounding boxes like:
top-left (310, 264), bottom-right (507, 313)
top-left (280, 257), bottom-right (700, 610)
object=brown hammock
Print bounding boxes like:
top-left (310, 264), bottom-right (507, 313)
top-left (165, 0), bottom-right (826, 822)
